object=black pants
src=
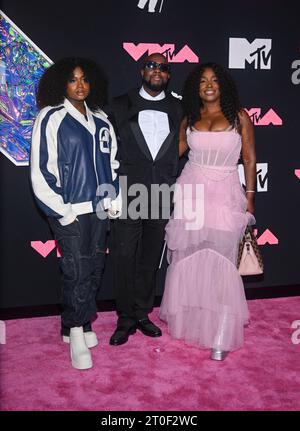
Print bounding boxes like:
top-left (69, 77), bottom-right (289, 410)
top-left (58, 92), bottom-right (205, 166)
top-left (113, 218), bottom-right (167, 327)
top-left (48, 213), bottom-right (109, 330)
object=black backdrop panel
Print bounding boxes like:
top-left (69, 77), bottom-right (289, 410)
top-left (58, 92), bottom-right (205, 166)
top-left (1, 0), bottom-right (300, 308)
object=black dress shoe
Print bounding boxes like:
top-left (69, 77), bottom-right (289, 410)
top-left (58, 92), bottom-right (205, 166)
top-left (109, 325), bottom-right (137, 346)
top-left (136, 318), bottom-right (162, 337)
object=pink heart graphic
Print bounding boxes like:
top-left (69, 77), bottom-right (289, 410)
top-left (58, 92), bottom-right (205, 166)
top-left (294, 169), bottom-right (300, 179)
top-left (31, 240), bottom-right (56, 258)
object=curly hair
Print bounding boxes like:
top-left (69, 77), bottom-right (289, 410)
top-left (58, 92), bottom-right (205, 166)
top-left (182, 62), bottom-right (241, 129)
top-left (37, 57), bottom-right (108, 111)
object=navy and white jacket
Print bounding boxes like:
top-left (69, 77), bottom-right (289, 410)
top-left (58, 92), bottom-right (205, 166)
top-left (30, 98), bottom-right (121, 226)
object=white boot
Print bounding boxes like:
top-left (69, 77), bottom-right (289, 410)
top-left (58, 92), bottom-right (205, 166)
top-left (69, 326), bottom-right (93, 370)
top-left (63, 331), bottom-right (98, 348)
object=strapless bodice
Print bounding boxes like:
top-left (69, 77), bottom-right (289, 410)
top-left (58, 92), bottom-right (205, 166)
top-left (187, 128), bottom-right (242, 168)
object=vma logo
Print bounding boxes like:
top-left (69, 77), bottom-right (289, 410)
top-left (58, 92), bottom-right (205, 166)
top-left (256, 229), bottom-right (278, 245)
top-left (291, 60), bottom-right (300, 85)
top-left (31, 241), bottom-right (109, 258)
top-left (229, 38), bottom-right (272, 69)
top-left (245, 108), bottom-right (282, 126)
top-left (31, 240), bottom-right (61, 258)
top-left (238, 163), bottom-right (268, 192)
top-left (295, 169), bottom-right (300, 180)
top-left (123, 43), bottom-right (199, 63)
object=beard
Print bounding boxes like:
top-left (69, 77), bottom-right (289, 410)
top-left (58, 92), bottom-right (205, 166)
top-left (142, 77), bottom-right (167, 93)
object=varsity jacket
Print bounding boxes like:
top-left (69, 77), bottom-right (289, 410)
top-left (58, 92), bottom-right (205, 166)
top-left (30, 98), bottom-right (120, 226)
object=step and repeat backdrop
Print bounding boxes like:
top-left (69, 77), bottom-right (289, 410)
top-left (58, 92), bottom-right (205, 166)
top-left (0, 0), bottom-right (299, 308)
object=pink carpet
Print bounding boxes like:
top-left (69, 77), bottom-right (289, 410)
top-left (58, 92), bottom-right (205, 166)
top-left (1, 296), bottom-right (300, 411)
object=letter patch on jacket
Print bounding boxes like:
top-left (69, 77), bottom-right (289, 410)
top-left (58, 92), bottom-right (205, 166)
top-left (99, 127), bottom-right (110, 153)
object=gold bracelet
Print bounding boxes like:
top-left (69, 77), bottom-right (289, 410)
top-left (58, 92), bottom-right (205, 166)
top-left (246, 190), bottom-right (255, 193)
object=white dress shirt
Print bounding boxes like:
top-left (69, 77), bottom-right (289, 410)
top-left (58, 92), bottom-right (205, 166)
top-left (138, 86), bottom-right (170, 160)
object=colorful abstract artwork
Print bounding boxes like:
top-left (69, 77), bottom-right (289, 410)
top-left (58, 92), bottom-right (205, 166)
top-left (0, 10), bottom-right (52, 166)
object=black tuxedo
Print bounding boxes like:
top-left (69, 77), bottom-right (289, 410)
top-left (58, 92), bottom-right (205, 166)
top-left (109, 88), bottom-right (183, 326)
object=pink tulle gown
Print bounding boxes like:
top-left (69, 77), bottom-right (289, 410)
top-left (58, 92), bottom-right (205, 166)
top-left (159, 127), bottom-right (255, 352)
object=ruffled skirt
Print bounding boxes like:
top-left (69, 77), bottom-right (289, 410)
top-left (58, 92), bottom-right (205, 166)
top-left (159, 161), bottom-right (255, 352)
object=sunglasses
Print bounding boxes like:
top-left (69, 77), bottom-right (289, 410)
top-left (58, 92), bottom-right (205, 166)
top-left (143, 61), bottom-right (171, 73)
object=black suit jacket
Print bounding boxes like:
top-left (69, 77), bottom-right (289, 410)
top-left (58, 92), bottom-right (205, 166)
top-left (109, 89), bottom-right (184, 210)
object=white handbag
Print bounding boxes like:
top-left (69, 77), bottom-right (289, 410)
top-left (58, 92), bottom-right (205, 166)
top-left (238, 227), bottom-right (264, 276)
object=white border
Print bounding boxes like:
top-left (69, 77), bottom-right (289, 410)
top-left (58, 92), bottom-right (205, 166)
top-left (0, 9), bottom-right (53, 166)
top-left (0, 10), bottom-right (53, 64)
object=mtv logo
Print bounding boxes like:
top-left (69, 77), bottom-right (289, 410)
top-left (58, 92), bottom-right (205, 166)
top-left (238, 163), bottom-right (268, 192)
top-left (245, 108), bottom-right (282, 126)
top-left (229, 38), bottom-right (272, 69)
top-left (123, 43), bottom-right (199, 63)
